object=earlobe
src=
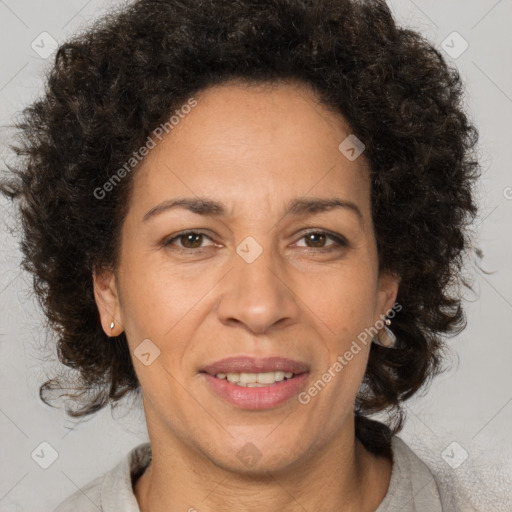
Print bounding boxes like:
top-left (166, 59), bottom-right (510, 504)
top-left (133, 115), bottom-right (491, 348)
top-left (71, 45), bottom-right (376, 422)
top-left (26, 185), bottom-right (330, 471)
top-left (377, 270), bottom-right (401, 316)
top-left (372, 271), bottom-right (401, 348)
top-left (92, 268), bottom-right (123, 336)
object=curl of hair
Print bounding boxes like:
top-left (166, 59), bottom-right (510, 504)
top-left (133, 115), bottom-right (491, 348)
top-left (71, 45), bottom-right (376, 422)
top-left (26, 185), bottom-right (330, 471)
top-left (1, 0), bottom-right (480, 455)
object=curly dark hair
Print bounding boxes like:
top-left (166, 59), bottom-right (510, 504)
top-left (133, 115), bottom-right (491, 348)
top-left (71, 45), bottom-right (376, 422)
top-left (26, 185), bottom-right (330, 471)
top-left (0, 0), bottom-right (480, 456)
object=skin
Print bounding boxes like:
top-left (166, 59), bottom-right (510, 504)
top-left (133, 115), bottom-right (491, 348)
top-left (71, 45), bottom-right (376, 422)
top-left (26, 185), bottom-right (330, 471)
top-left (93, 80), bottom-right (399, 512)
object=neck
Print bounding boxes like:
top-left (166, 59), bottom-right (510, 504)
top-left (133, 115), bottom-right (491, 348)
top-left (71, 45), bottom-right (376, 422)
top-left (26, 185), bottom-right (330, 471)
top-left (134, 417), bottom-right (392, 512)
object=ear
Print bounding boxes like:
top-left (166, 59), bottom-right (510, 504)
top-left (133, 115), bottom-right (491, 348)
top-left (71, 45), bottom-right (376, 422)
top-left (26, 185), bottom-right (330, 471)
top-left (375, 270), bottom-right (400, 320)
top-left (92, 267), bottom-right (123, 337)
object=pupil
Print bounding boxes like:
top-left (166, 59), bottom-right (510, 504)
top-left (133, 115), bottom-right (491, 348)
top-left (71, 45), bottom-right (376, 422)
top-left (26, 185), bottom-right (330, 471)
top-left (183, 233), bottom-right (202, 248)
top-left (180, 233), bottom-right (326, 249)
top-left (307, 233), bottom-right (325, 247)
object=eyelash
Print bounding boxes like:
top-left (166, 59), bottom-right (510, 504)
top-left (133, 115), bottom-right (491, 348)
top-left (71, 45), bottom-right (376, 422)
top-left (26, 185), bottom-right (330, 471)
top-left (162, 229), bottom-right (348, 253)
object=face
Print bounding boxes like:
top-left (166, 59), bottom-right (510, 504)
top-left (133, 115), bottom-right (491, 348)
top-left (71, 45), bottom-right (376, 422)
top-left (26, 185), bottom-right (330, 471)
top-left (94, 80), bottom-right (399, 473)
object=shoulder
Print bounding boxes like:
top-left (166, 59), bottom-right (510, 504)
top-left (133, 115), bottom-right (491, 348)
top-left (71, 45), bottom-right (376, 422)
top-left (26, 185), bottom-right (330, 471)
top-left (54, 443), bottom-right (151, 512)
top-left (53, 474), bottom-right (104, 512)
top-left (376, 436), bottom-right (447, 512)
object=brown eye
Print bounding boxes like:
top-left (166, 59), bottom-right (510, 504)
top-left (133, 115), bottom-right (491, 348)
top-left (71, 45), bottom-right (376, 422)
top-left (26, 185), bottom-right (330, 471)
top-left (178, 233), bottom-right (204, 249)
top-left (304, 232), bottom-right (328, 248)
top-left (296, 230), bottom-right (347, 250)
top-left (163, 231), bottom-right (213, 250)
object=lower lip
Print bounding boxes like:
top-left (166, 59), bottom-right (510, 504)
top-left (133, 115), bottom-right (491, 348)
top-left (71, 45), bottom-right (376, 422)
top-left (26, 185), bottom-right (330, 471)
top-left (201, 373), bottom-right (309, 409)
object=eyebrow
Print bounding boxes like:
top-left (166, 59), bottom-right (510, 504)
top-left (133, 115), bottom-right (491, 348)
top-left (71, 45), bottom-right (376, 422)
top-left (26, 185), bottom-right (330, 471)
top-left (142, 196), bottom-right (363, 222)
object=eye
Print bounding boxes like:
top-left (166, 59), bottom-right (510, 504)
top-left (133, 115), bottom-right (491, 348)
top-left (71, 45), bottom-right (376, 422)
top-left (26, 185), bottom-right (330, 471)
top-left (163, 230), bottom-right (214, 250)
top-left (294, 230), bottom-right (348, 251)
top-left (162, 229), bottom-right (348, 252)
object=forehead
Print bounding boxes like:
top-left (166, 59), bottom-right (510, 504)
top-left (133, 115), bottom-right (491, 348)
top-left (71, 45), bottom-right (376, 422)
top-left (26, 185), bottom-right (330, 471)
top-left (130, 80), bottom-right (372, 219)
top-left (167, 80), bottom-right (354, 152)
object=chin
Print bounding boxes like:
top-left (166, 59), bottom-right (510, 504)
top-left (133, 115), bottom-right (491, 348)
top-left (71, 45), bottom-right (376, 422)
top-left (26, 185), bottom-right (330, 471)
top-left (199, 428), bottom-right (311, 475)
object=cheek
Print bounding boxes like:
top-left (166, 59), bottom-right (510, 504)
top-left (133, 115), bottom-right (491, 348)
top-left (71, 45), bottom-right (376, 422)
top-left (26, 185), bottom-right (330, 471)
top-left (117, 253), bottom-right (191, 334)
top-left (118, 259), bottom-right (215, 380)
top-left (300, 262), bottom-right (378, 342)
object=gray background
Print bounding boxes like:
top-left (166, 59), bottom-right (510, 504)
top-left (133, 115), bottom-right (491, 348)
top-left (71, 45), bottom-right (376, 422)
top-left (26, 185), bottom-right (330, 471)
top-left (1, 1), bottom-right (511, 510)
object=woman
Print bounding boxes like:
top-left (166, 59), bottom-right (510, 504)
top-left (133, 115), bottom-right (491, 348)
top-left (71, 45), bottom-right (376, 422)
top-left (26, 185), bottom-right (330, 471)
top-left (0, 0), bottom-right (480, 510)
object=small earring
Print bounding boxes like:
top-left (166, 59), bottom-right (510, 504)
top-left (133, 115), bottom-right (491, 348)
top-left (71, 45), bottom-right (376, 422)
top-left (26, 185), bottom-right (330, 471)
top-left (372, 318), bottom-right (397, 348)
top-left (110, 321), bottom-right (115, 331)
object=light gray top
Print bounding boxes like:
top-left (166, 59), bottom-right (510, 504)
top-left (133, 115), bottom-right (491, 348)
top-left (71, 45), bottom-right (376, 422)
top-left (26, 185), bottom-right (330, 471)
top-left (54, 436), bottom-right (446, 511)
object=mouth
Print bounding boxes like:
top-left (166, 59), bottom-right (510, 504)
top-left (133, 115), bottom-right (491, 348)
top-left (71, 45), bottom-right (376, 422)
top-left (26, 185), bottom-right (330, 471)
top-left (200, 357), bottom-right (310, 409)
top-left (201, 356), bottom-right (310, 376)
top-left (210, 370), bottom-right (300, 387)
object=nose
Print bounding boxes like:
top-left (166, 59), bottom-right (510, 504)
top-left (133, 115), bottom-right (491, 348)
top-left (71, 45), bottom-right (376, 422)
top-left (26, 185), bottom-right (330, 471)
top-left (216, 245), bottom-right (300, 335)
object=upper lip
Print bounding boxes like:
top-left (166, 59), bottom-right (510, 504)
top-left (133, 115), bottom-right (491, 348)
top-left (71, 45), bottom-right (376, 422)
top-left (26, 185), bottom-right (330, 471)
top-left (201, 356), bottom-right (310, 375)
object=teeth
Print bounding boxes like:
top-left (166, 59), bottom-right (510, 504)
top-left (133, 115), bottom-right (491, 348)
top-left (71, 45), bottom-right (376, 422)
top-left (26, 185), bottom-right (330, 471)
top-left (257, 371), bottom-right (282, 384)
top-left (239, 373), bottom-right (257, 384)
top-left (214, 371), bottom-right (295, 386)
